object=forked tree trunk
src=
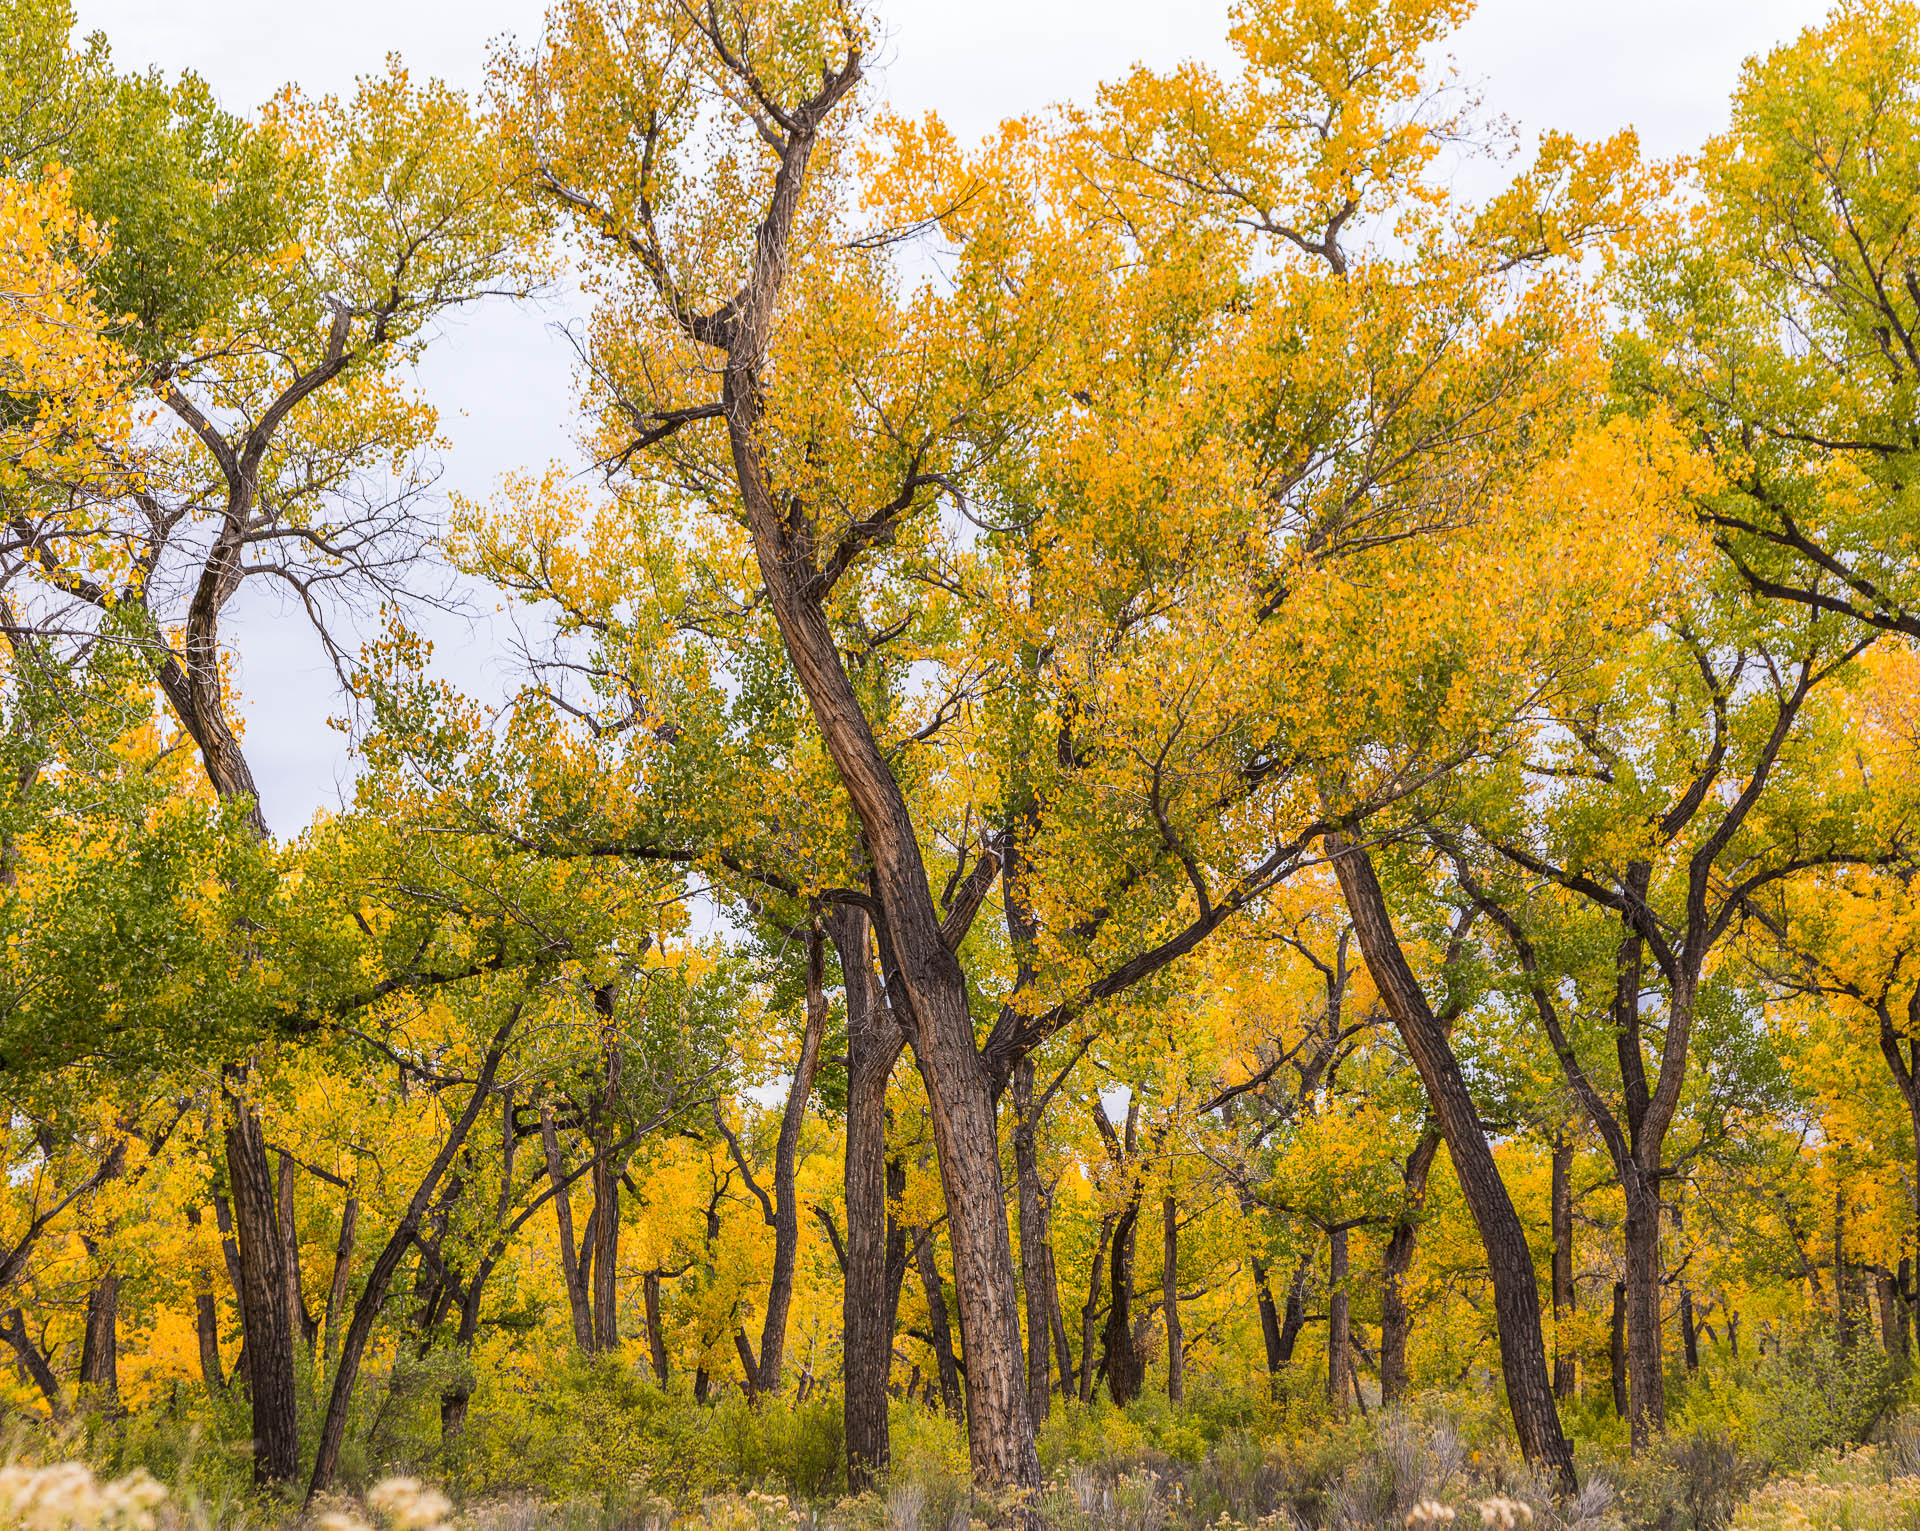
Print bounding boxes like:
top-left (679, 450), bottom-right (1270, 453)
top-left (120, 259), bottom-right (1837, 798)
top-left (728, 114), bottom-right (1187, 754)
top-left (1252, 1254), bottom-right (1287, 1388)
top-left (1332, 838), bottom-right (1575, 1488)
top-left (1101, 1192), bottom-right (1145, 1406)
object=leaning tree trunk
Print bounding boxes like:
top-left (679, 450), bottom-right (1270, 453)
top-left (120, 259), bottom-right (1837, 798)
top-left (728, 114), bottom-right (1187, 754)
top-left (540, 1105), bottom-right (595, 1350)
top-left (1332, 837), bottom-right (1575, 1488)
top-left (1252, 1254), bottom-right (1287, 1387)
top-left (225, 1087), bottom-right (299, 1485)
top-left (727, 338), bottom-right (1039, 1490)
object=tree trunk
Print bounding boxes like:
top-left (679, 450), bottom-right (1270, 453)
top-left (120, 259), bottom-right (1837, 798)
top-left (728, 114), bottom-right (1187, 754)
top-left (540, 1105), bottom-right (594, 1350)
top-left (757, 925), bottom-right (829, 1394)
top-left (640, 1271), bottom-right (668, 1383)
top-left (729, 331), bottom-right (1038, 1488)
top-left (1278, 1250), bottom-right (1312, 1365)
top-left (1252, 1254), bottom-right (1287, 1387)
top-left (2, 1308), bottom-right (63, 1417)
top-left (1101, 1193), bottom-right (1144, 1406)
top-left (915, 1225), bottom-right (965, 1420)
top-left (185, 1205), bottom-right (225, 1393)
top-left (225, 1088), bottom-right (299, 1485)
top-left (306, 1012), bottom-right (515, 1501)
top-left (1680, 1288), bottom-right (1699, 1371)
top-left (1381, 1129), bottom-right (1441, 1404)
top-left (828, 906), bottom-right (909, 1490)
top-left (1012, 1059), bottom-right (1057, 1425)
top-left (590, 1005), bottom-right (624, 1354)
top-left (1878, 1269), bottom-right (1906, 1358)
top-left (276, 1151), bottom-right (317, 1356)
top-left (1326, 1225), bottom-right (1350, 1416)
top-left (323, 1196), bottom-right (357, 1365)
top-left (1162, 1194), bottom-right (1183, 1404)
top-left (1623, 1182), bottom-right (1664, 1448)
top-left (1080, 1216), bottom-right (1112, 1404)
top-left (1332, 838), bottom-right (1574, 1487)
top-left (1551, 1135), bottom-right (1577, 1400)
top-left (1609, 1280), bottom-right (1628, 1419)
top-left (78, 1271), bottom-right (120, 1408)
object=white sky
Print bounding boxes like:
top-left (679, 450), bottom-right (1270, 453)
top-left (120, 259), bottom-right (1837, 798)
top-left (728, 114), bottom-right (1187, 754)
top-left (66, 0), bottom-right (1830, 835)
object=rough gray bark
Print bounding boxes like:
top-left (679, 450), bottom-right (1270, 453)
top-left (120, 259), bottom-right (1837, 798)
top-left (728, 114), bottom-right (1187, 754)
top-left (1551, 1134), bottom-right (1577, 1399)
top-left (1381, 1130), bottom-right (1441, 1403)
top-left (915, 1225), bottom-right (965, 1420)
top-left (1326, 1225), bottom-right (1350, 1416)
top-left (224, 1088), bottom-right (299, 1484)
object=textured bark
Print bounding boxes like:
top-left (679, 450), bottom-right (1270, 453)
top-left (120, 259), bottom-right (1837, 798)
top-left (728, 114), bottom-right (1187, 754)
top-left (1333, 837), bottom-right (1574, 1487)
top-left (590, 986), bottom-right (624, 1354)
top-left (225, 1090), bottom-right (299, 1484)
top-left (915, 1226), bottom-right (965, 1420)
top-left (1162, 1194), bottom-right (1184, 1404)
top-left (1381, 1130), bottom-right (1442, 1404)
top-left (1878, 1270), bottom-right (1907, 1357)
top-left (1551, 1135), bottom-right (1577, 1399)
top-left (1252, 1255), bottom-right (1287, 1384)
top-left (1326, 1225), bottom-right (1350, 1416)
top-left (540, 1105), bottom-right (594, 1350)
top-left (827, 906), bottom-right (908, 1490)
top-left (1680, 1288), bottom-right (1699, 1371)
top-left (323, 1197), bottom-right (357, 1365)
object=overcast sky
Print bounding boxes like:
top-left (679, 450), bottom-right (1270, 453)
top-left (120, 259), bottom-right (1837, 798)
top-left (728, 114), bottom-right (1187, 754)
top-left (67, 0), bottom-right (1830, 835)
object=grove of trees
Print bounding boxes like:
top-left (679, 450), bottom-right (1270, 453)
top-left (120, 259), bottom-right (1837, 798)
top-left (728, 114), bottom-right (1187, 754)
top-left (0, 0), bottom-right (1918, 1513)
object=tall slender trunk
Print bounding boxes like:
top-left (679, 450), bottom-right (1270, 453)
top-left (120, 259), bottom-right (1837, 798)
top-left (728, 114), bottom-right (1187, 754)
top-left (1332, 838), bottom-right (1574, 1486)
top-left (1326, 1225), bottom-right (1350, 1416)
top-left (225, 1087), bottom-right (299, 1485)
top-left (1012, 1059), bottom-right (1057, 1424)
top-left (1834, 1187), bottom-right (1854, 1353)
top-left (915, 1226), bottom-right (965, 1420)
top-left (277, 1151), bottom-right (317, 1356)
top-left (827, 906), bottom-right (908, 1490)
top-left (323, 1197), bottom-right (358, 1365)
top-left (1162, 1194), bottom-right (1184, 1404)
top-left (1877, 1269), bottom-right (1906, 1358)
top-left (590, 991), bottom-right (624, 1354)
top-left (1551, 1135), bottom-right (1577, 1399)
top-left (1079, 1216), bottom-right (1112, 1404)
top-left (185, 1205), bottom-right (225, 1393)
top-left (1381, 1129), bottom-right (1441, 1404)
top-left (540, 1106), bottom-right (594, 1350)
top-left (756, 926), bottom-right (829, 1394)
